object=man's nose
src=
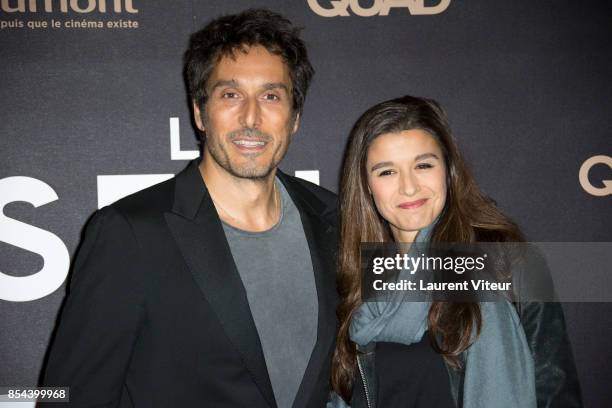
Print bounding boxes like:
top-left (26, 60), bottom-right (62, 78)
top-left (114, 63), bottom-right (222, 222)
top-left (239, 96), bottom-right (262, 129)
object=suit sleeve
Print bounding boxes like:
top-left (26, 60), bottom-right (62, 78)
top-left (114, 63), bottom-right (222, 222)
top-left (42, 206), bottom-right (146, 407)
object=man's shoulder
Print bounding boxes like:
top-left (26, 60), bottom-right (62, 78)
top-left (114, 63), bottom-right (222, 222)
top-left (94, 175), bottom-right (180, 238)
top-left (109, 176), bottom-right (176, 217)
top-left (86, 175), bottom-right (183, 252)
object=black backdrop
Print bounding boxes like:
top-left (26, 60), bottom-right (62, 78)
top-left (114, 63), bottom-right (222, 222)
top-left (1, 1), bottom-right (611, 406)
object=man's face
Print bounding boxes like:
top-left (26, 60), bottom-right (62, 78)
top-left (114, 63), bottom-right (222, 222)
top-left (193, 45), bottom-right (299, 179)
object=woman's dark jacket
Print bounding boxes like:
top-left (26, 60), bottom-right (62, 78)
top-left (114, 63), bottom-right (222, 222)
top-left (351, 300), bottom-right (582, 408)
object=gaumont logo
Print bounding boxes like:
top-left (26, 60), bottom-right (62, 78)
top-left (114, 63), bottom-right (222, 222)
top-left (0, 0), bottom-right (138, 13)
top-left (579, 155), bottom-right (612, 197)
top-left (1, 0), bottom-right (140, 30)
top-left (307, 0), bottom-right (450, 17)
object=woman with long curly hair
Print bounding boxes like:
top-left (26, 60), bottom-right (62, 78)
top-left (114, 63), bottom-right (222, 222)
top-left (328, 95), bottom-right (580, 408)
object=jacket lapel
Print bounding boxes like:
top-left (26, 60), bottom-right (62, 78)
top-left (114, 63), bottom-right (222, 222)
top-left (277, 171), bottom-right (338, 408)
top-left (164, 161), bottom-right (277, 408)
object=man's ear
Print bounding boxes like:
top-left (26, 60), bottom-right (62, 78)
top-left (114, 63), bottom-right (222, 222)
top-left (291, 112), bottom-right (300, 134)
top-left (193, 101), bottom-right (205, 132)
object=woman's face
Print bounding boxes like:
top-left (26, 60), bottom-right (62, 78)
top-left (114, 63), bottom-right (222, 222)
top-left (366, 129), bottom-right (447, 242)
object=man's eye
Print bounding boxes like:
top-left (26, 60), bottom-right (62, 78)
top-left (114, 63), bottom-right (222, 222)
top-left (416, 163), bottom-right (434, 170)
top-left (221, 92), bottom-right (238, 99)
top-left (378, 169), bottom-right (395, 176)
top-left (263, 93), bottom-right (280, 101)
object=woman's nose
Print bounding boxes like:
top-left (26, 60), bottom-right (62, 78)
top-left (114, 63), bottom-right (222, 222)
top-left (399, 171), bottom-right (420, 196)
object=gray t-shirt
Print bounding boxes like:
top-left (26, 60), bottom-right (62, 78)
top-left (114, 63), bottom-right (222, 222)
top-left (222, 179), bottom-right (318, 408)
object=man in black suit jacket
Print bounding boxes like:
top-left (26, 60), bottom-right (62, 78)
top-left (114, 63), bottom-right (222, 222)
top-left (43, 9), bottom-right (338, 407)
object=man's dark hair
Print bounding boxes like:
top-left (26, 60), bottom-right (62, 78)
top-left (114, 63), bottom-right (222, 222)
top-left (184, 9), bottom-right (314, 117)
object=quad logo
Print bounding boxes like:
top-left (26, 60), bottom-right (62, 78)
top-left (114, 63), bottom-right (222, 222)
top-left (307, 0), bottom-right (450, 17)
top-left (579, 155), bottom-right (612, 197)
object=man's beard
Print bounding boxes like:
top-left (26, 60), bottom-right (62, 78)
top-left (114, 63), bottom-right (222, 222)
top-left (204, 127), bottom-right (287, 180)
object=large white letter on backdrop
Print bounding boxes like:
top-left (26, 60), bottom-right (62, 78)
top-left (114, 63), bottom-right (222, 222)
top-left (0, 177), bottom-right (70, 302)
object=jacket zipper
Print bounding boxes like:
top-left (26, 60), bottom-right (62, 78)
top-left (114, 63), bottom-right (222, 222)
top-left (356, 354), bottom-right (373, 408)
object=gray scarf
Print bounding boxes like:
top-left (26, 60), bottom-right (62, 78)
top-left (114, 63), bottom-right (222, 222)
top-left (335, 224), bottom-right (536, 408)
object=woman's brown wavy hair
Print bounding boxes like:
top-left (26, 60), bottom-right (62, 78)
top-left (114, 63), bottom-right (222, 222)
top-left (331, 95), bottom-right (524, 400)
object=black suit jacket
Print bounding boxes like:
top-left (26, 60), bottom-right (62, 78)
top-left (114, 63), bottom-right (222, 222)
top-left (43, 161), bottom-right (339, 407)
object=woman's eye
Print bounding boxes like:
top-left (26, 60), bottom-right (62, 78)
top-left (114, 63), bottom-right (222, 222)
top-left (416, 163), bottom-right (434, 170)
top-left (378, 169), bottom-right (395, 176)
